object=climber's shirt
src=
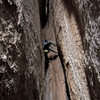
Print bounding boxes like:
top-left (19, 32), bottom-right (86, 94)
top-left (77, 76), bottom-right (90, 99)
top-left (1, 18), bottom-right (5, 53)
top-left (44, 49), bottom-right (49, 53)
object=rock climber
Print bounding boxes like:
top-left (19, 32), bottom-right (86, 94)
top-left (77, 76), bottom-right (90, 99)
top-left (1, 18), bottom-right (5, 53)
top-left (43, 40), bottom-right (58, 74)
top-left (43, 40), bottom-right (58, 54)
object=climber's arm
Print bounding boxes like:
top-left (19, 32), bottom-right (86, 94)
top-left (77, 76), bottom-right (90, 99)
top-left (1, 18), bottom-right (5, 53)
top-left (49, 47), bottom-right (58, 54)
top-left (49, 41), bottom-right (56, 46)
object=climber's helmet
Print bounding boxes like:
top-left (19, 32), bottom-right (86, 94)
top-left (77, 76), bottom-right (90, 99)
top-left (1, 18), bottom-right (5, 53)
top-left (43, 40), bottom-right (48, 46)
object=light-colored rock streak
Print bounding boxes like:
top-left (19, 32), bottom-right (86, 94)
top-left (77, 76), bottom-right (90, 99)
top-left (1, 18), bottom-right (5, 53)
top-left (59, 14), bottom-right (90, 100)
top-left (53, 0), bottom-right (91, 99)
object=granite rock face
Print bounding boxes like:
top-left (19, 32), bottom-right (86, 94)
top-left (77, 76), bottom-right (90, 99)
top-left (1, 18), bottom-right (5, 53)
top-left (51, 0), bottom-right (90, 99)
top-left (71, 0), bottom-right (100, 100)
top-left (43, 0), bottom-right (100, 100)
top-left (0, 0), bottom-right (100, 100)
top-left (0, 0), bottom-right (44, 100)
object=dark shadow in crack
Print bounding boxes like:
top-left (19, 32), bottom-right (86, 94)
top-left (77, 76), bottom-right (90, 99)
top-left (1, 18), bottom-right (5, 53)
top-left (39, 0), bottom-right (49, 28)
top-left (56, 42), bottom-right (71, 100)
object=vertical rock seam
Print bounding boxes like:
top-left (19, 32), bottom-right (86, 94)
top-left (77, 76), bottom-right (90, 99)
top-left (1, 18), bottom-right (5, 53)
top-left (39, 0), bottom-right (49, 28)
top-left (57, 43), bottom-right (71, 100)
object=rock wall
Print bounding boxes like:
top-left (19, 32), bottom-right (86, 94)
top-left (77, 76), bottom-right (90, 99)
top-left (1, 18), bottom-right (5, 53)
top-left (0, 0), bottom-right (100, 100)
top-left (0, 0), bottom-right (44, 100)
top-left (71, 0), bottom-right (100, 100)
top-left (43, 0), bottom-right (100, 100)
top-left (51, 0), bottom-right (90, 99)
top-left (52, 0), bottom-right (100, 100)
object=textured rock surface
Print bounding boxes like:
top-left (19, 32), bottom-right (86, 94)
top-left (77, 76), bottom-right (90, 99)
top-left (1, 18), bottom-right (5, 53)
top-left (71, 0), bottom-right (100, 100)
top-left (41, 0), bottom-right (69, 99)
top-left (0, 0), bottom-right (44, 100)
top-left (44, 0), bottom-right (100, 100)
top-left (51, 0), bottom-right (90, 99)
top-left (0, 0), bottom-right (100, 100)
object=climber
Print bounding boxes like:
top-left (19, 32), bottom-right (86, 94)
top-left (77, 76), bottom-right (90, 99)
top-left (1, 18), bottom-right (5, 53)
top-left (43, 40), bottom-right (58, 74)
top-left (43, 40), bottom-right (58, 54)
